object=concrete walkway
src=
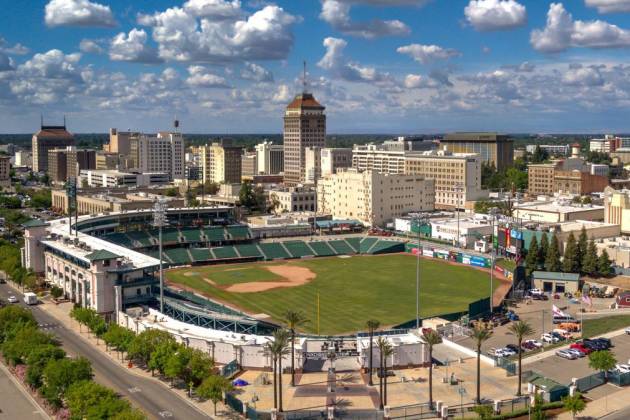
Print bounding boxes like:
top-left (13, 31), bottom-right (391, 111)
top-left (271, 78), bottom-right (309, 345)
top-left (556, 386), bottom-right (630, 419)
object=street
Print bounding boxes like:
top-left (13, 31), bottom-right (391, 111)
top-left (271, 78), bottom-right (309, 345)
top-left (0, 284), bottom-right (211, 420)
top-left (0, 360), bottom-right (48, 419)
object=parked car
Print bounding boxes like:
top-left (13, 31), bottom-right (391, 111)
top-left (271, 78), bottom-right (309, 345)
top-left (625, 327), bottom-right (630, 335)
top-left (570, 343), bottom-right (592, 355)
top-left (567, 348), bottom-right (586, 358)
top-left (495, 348), bottom-right (516, 358)
top-left (532, 294), bottom-right (549, 301)
top-left (556, 349), bottom-right (578, 360)
top-left (505, 344), bottom-right (520, 353)
top-left (7, 295), bottom-right (18, 304)
top-left (591, 338), bottom-right (612, 349)
top-left (583, 339), bottom-right (608, 351)
top-left (523, 339), bottom-right (543, 349)
top-left (530, 288), bottom-right (543, 295)
top-left (615, 364), bottom-right (630, 374)
top-left (551, 332), bottom-right (566, 341)
top-left (542, 333), bottom-right (559, 344)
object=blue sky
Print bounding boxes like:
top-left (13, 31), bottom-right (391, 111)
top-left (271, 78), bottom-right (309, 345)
top-left (2, 0), bottom-right (630, 133)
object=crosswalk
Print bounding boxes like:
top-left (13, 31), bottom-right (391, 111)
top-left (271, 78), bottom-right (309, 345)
top-left (37, 322), bottom-right (60, 330)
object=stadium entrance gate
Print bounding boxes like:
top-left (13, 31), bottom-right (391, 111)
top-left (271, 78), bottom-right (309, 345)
top-left (303, 338), bottom-right (360, 372)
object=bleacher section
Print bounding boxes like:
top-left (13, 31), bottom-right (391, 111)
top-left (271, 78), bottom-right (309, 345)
top-left (283, 241), bottom-right (315, 258)
top-left (225, 225), bottom-right (251, 241)
top-left (359, 237), bottom-right (379, 253)
top-left (180, 228), bottom-right (202, 243)
top-left (345, 237), bottom-right (361, 253)
top-left (258, 243), bottom-right (291, 260)
top-left (364, 240), bottom-right (406, 255)
top-left (203, 227), bottom-right (226, 243)
top-left (308, 241), bottom-right (336, 257)
top-left (164, 248), bottom-right (190, 266)
top-left (234, 244), bottom-right (263, 259)
top-left (161, 228), bottom-right (181, 245)
top-left (102, 232), bottom-right (134, 248)
top-left (126, 230), bottom-right (154, 247)
top-left (212, 246), bottom-right (240, 260)
top-left (190, 248), bottom-right (212, 263)
top-left (328, 240), bottom-right (355, 255)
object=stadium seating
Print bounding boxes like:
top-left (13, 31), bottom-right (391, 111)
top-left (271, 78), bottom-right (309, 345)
top-left (190, 248), bottom-right (212, 262)
top-left (161, 228), bottom-right (181, 245)
top-left (258, 243), bottom-right (291, 260)
top-left (308, 241), bottom-right (337, 257)
top-left (212, 246), bottom-right (239, 260)
top-left (164, 248), bottom-right (191, 265)
top-left (234, 244), bottom-right (263, 258)
top-left (344, 237), bottom-right (362, 253)
top-left (126, 230), bottom-right (155, 248)
top-left (366, 240), bottom-right (405, 255)
top-left (225, 225), bottom-right (251, 241)
top-left (203, 227), bottom-right (226, 243)
top-left (328, 240), bottom-right (355, 255)
top-left (102, 232), bottom-right (134, 248)
top-left (180, 228), bottom-right (203, 243)
top-left (283, 241), bottom-right (314, 258)
top-left (358, 237), bottom-right (379, 253)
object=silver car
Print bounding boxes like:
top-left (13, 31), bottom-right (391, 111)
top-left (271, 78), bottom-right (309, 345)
top-left (556, 349), bottom-right (577, 360)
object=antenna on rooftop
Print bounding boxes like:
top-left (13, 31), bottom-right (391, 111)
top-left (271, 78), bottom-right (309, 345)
top-left (174, 114), bottom-right (180, 132)
top-left (302, 60), bottom-right (308, 94)
top-left (63, 115), bottom-right (66, 128)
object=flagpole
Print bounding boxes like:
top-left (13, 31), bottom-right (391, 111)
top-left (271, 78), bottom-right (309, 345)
top-left (317, 291), bottom-right (320, 335)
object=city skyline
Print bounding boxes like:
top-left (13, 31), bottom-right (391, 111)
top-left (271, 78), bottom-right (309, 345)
top-left (2, 0), bottom-right (630, 133)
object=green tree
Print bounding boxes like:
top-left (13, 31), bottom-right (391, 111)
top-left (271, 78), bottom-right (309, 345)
top-left (583, 240), bottom-right (598, 276)
top-left (66, 380), bottom-right (132, 420)
top-left (562, 392), bottom-right (586, 420)
top-left (508, 321), bottom-right (534, 396)
top-left (472, 404), bottom-right (494, 420)
top-left (365, 319), bottom-right (380, 386)
top-left (422, 330), bottom-right (442, 409)
top-left (376, 337), bottom-right (394, 409)
top-left (111, 408), bottom-right (146, 420)
top-left (545, 234), bottom-right (562, 272)
top-left (164, 187), bottom-right (179, 197)
top-left (25, 344), bottom-right (66, 389)
top-left (164, 349), bottom-right (188, 386)
top-left (239, 181), bottom-right (256, 209)
top-left (0, 305), bottom-right (36, 342)
top-left (50, 286), bottom-right (63, 299)
top-left (539, 233), bottom-right (549, 268)
top-left (562, 232), bottom-right (579, 273)
top-left (531, 145), bottom-right (549, 163)
top-left (102, 324), bottom-right (135, 360)
top-left (1, 324), bottom-right (54, 366)
top-left (588, 350), bottom-right (617, 381)
top-left (525, 236), bottom-right (539, 274)
top-left (182, 348), bottom-right (214, 386)
top-left (577, 227), bottom-right (588, 273)
top-left (127, 329), bottom-right (174, 369)
top-left (471, 326), bottom-right (492, 404)
top-left (284, 310), bottom-right (308, 387)
top-left (265, 329), bottom-right (290, 412)
top-left (42, 357), bottom-right (93, 408)
top-left (148, 340), bottom-right (180, 376)
top-left (196, 375), bottom-right (234, 416)
top-left (598, 249), bottom-right (613, 277)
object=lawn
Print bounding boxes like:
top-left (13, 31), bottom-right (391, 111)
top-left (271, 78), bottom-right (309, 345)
top-left (195, 266), bottom-right (283, 286)
top-left (166, 254), bottom-right (498, 335)
top-left (582, 315), bottom-right (630, 338)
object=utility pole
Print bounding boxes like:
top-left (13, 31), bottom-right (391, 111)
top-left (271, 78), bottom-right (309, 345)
top-left (153, 199), bottom-right (169, 313)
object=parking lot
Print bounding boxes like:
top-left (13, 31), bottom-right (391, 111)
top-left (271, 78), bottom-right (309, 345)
top-left (527, 331), bottom-right (630, 385)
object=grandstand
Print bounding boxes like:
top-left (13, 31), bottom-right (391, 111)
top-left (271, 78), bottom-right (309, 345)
top-left (225, 225), bottom-right (252, 241)
top-left (258, 243), bottom-right (292, 260)
top-left (190, 248), bottom-right (212, 263)
top-left (180, 228), bottom-right (203, 243)
top-left (211, 246), bottom-right (240, 260)
top-left (234, 244), bottom-right (263, 259)
top-left (308, 241), bottom-right (336, 257)
top-left (126, 230), bottom-right (155, 248)
top-left (283, 241), bottom-right (315, 258)
top-left (203, 227), bottom-right (227, 243)
top-left (328, 239), bottom-right (356, 255)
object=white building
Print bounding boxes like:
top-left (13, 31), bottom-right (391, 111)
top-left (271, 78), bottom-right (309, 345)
top-left (514, 200), bottom-right (605, 223)
top-left (430, 217), bottom-right (493, 248)
top-left (525, 144), bottom-right (570, 156)
top-left (80, 170), bottom-right (169, 188)
top-left (304, 146), bottom-right (322, 184)
top-left (255, 141), bottom-right (284, 175)
top-left (321, 148), bottom-right (353, 177)
top-left (14, 151), bottom-right (32, 167)
top-left (352, 144), bottom-right (406, 174)
top-left (317, 168), bottom-right (435, 227)
top-left (590, 164), bottom-right (610, 177)
top-left (137, 132), bottom-right (185, 181)
top-left (269, 186), bottom-right (317, 212)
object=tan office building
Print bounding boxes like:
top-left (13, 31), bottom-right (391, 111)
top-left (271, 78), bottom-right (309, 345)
top-left (440, 132), bottom-right (513, 171)
top-left (201, 140), bottom-right (243, 184)
top-left (554, 170), bottom-right (608, 195)
top-left (528, 163), bottom-right (559, 195)
top-left (404, 151), bottom-right (486, 209)
top-left (32, 124), bottom-right (74, 173)
top-left (283, 92), bottom-right (326, 185)
top-left (317, 169), bottom-right (435, 226)
top-left (51, 189), bottom-right (184, 215)
top-left (0, 156), bottom-right (10, 188)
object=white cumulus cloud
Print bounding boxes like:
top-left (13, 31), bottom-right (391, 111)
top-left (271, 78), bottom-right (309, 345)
top-left (186, 65), bottom-right (230, 88)
top-left (320, 0), bottom-right (411, 39)
top-left (79, 39), bottom-right (104, 54)
top-left (109, 29), bottom-right (162, 63)
top-left (45, 0), bottom-right (116, 27)
top-left (241, 62), bottom-right (273, 82)
top-left (585, 0), bottom-right (630, 13)
top-left (183, 0), bottom-right (242, 19)
top-left (531, 3), bottom-right (630, 52)
top-left (397, 44), bottom-right (461, 64)
top-left (318, 37), bottom-right (392, 83)
top-left (464, 0), bottom-right (527, 31)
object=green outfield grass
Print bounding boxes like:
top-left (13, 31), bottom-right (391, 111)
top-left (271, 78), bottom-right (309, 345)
top-left (166, 254), bottom-right (498, 335)
top-left (186, 266), bottom-right (283, 286)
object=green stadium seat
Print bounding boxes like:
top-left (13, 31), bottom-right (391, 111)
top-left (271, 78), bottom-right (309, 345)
top-left (235, 244), bottom-right (263, 258)
top-left (203, 227), bottom-right (226, 243)
top-left (283, 241), bottom-right (314, 258)
top-left (161, 228), bottom-right (181, 245)
top-left (190, 248), bottom-right (212, 262)
top-left (180, 228), bottom-right (202, 243)
top-left (345, 237), bottom-right (362, 253)
top-left (308, 241), bottom-right (336, 257)
top-left (102, 233), bottom-right (134, 248)
top-left (328, 240), bottom-right (355, 255)
top-left (164, 248), bottom-right (190, 265)
top-left (359, 237), bottom-right (379, 253)
top-left (258, 243), bottom-right (291, 260)
top-left (367, 240), bottom-right (405, 255)
top-left (225, 225), bottom-right (251, 241)
top-left (212, 246), bottom-right (239, 260)
top-left (126, 230), bottom-right (154, 248)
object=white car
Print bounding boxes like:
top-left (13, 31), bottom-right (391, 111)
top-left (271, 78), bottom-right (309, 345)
top-left (567, 349), bottom-right (585, 358)
top-left (495, 348), bottom-right (516, 358)
top-left (7, 295), bottom-right (18, 304)
top-left (524, 339), bottom-right (543, 349)
top-left (541, 333), bottom-right (559, 344)
top-left (625, 327), bottom-right (630, 335)
top-left (556, 349), bottom-right (578, 360)
top-left (530, 288), bottom-right (543, 296)
top-left (615, 364), bottom-right (630, 373)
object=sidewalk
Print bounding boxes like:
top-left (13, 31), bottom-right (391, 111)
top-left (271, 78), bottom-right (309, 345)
top-left (556, 386), bottom-right (630, 419)
top-left (39, 298), bottom-right (235, 418)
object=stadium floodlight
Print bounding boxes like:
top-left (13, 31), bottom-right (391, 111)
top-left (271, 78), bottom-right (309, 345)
top-left (488, 207), bottom-right (499, 315)
top-left (153, 199), bottom-right (169, 313)
top-left (414, 213), bottom-right (429, 330)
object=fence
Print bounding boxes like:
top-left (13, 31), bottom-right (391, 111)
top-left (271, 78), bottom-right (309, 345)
top-left (575, 371), bottom-right (606, 392)
top-left (494, 356), bottom-right (517, 376)
top-left (609, 370), bottom-right (630, 387)
top-left (497, 396), bottom-right (530, 414)
top-left (225, 392), bottom-right (244, 414)
top-left (221, 359), bottom-right (240, 378)
top-left (389, 402), bottom-right (438, 419)
top-left (446, 402), bottom-right (492, 419)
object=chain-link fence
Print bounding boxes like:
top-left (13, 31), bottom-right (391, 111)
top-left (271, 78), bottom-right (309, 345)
top-left (575, 371), bottom-right (606, 392)
top-left (389, 403), bottom-right (438, 419)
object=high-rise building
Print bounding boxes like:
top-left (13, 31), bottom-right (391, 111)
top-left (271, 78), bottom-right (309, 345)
top-left (317, 168), bottom-right (435, 227)
top-left (48, 148), bottom-right (69, 184)
top-left (404, 150), bottom-right (486, 209)
top-left (47, 147), bottom-right (96, 183)
top-left (304, 146), bottom-right (322, 184)
top-left (201, 140), bottom-right (243, 184)
top-left (321, 148), bottom-right (353, 177)
top-left (255, 141), bottom-right (284, 175)
top-left (32, 122), bottom-right (74, 173)
top-left (14, 151), bottom-right (32, 167)
top-left (105, 128), bottom-right (139, 156)
top-left (440, 132), bottom-right (513, 171)
top-left (352, 144), bottom-right (406, 174)
top-left (0, 156), bottom-right (10, 188)
top-left (137, 132), bottom-right (185, 181)
top-left (241, 151), bottom-right (257, 179)
top-left (283, 90), bottom-right (326, 185)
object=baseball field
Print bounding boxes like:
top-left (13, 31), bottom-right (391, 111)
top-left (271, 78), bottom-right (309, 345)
top-left (166, 254), bottom-right (501, 335)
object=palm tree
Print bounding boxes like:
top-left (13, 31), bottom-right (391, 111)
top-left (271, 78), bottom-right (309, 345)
top-left (284, 310), bottom-right (308, 387)
top-left (376, 337), bottom-right (393, 409)
top-left (471, 325), bottom-right (492, 404)
top-left (422, 329), bottom-right (443, 410)
top-left (508, 320), bottom-right (534, 396)
top-left (271, 329), bottom-right (290, 412)
top-left (263, 339), bottom-right (278, 410)
top-left (365, 319), bottom-right (380, 386)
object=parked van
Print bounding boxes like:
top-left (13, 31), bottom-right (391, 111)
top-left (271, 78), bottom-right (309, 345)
top-left (23, 292), bottom-right (38, 305)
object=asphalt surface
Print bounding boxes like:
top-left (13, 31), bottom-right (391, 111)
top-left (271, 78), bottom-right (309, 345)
top-left (0, 361), bottom-right (47, 419)
top-left (0, 284), bottom-right (211, 420)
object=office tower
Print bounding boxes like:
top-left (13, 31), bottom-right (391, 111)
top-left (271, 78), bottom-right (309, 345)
top-left (137, 132), bottom-right (185, 181)
top-left (201, 139), bottom-right (243, 184)
top-left (320, 148), bottom-right (353, 177)
top-left (440, 132), bottom-right (513, 171)
top-left (32, 121), bottom-right (74, 172)
top-left (0, 156), bottom-right (10, 188)
top-left (255, 141), bottom-right (284, 175)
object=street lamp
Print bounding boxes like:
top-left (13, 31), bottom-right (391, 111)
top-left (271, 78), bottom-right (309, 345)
top-left (488, 207), bottom-right (499, 315)
top-left (414, 213), bottom-right (429, 329)
top-left (153, 199), bottom-right (169, 313)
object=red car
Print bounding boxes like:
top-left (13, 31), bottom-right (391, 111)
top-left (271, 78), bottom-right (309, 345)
top-left (570, 343), bottom-right (592, 355)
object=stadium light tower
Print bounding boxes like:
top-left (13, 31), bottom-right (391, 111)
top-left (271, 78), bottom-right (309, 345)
top-left (488, 207), bottom-right (499, 315)
top-left (414, 213), bottom-right (429, 329)
top-left (153, 199), bottom-right (169, 313)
